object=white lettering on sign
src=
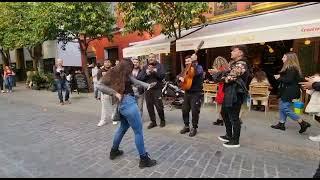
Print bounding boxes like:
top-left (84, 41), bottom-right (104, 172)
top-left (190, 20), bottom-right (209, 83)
top-left (301, 27), bottom-right (320, 32)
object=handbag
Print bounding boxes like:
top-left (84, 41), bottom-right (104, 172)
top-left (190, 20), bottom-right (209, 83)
top-left (111, 103), bottom-right (121, 122)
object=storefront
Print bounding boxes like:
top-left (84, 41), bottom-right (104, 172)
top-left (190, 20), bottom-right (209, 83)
top-left (174, 3), bottom-right (320, 93)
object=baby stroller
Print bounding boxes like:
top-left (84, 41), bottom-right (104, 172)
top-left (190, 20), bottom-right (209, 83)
top-left (162, 81), bottom-right (185, 111)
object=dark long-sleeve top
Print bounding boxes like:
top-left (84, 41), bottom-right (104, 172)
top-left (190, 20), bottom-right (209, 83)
top-left (278, 67), bottom-right (302, 102)
top-left (136, 62), bottom-right (165, 90)
top-left (211, 59), bottom-right (249, 107)
top-left (313, 81), bottom-right (320, 91)
top-left (53, 65), bottom-right (70, 80)
top-left (96, 75), bottom-right (150, 98)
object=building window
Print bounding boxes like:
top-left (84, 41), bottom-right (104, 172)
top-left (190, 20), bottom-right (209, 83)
top-left (213, 2), bottom-right (237, 16)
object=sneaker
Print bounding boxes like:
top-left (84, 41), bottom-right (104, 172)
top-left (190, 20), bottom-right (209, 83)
top-left (60, 102), bottom-right (64, 105)
top-left (189, 128), bottom-right (197, 137)
top-left (160, 121), bottom-right (166, 128)
top-left (218, 135), bottom-right (231, 142)
top-left (97, 120), bottom-right (107, 127)
top-left (223, 141), bottom-right (240, 148)
top-left (213, 119), bottom-right (224, 126)
top-left (139, 153), bottom-right (157, 168)
top-left (309, 135), bottom-right (320, 142)
top-left (112, 121), bottom-right (118, 125)
top-left (109, 148), bottom-right (124, 160)
top-left (147, 122), bottom-right (157, 129)
top-left (180, 126), bottom-right (190, 134)
top-left (1, 90), bottom-right (5, 93)
top-left (65, 100), bottom-right (71, 104)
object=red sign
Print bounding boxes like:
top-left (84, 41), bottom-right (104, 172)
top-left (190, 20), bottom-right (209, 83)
top-left (301, 27), bottom-right (320, 32)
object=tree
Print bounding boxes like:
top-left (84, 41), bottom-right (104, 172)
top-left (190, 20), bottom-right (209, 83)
top-left (55, 2), bottom-right (116, 91)
top-left (0, 2), bottom-right (61, 72)
top-left (0, 2), bottom-right (13, 66)
top-left (117, 2), bottom-right (209, 77)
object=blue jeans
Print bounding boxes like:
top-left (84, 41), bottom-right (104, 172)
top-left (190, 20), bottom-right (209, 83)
top-left (55, 79), bottom-right (69, 103)
top-left (5, 76), bottom-right (14, 91)
top-left (112, 95), bottom-right (146, 156)
top-left (279, 100), bottom-right (300, 123)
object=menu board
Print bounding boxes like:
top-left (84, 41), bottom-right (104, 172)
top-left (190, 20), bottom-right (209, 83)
top-left (74, 73), bottom-right (88, 92)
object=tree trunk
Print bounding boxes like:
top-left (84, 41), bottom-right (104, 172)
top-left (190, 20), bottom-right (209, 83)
top-left (34, 44), bottom-right (43, 73)
top-left (0, 49), bottom-right (10, 66)
top-left (79, 39), bottom-right (93, 92)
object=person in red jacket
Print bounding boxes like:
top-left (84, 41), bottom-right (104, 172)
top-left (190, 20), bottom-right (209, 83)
top-left (209, 56), bottom-right (230, 126)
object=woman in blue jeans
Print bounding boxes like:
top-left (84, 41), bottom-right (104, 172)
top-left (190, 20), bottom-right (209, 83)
top-left (97, 59), bottom-right (157, 168)
top-left (271, 52), bottom-right (311, 133)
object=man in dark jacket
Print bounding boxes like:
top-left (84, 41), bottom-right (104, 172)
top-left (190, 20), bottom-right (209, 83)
top-left (137, 53), bottom-right (166, 129)
top-left (177, 54), bottom-right (204, 137)
top-left (211, 45), bottom-right (250, 148)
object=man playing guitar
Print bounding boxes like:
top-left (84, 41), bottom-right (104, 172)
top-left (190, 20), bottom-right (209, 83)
top-left (177, 54), bottom-right (204, 137)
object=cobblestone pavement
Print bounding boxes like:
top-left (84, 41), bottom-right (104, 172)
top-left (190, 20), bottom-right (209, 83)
top-left (0, 85), bottom-right (318, 178)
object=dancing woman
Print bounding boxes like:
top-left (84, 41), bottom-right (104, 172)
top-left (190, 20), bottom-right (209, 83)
top-left (96, 59), bottom-right (157, 168)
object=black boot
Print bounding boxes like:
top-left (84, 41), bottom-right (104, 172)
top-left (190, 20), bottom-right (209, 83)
top-left (139, 153), bottom-right (157, 168)
top-left (213, 119), bottom-right (224, 126)
top-left (180, 126), bottom-right (190, 134)
top-left (299, 120), bottom-right (311, 134)
top-left (147, 122), bottom-right (157, 129)
top-left (271, 122), bottom-right (285, 131)
top-left (189, 128), bottom-right (197, 137)
top-left (160, 120), bottom-right (166, 128)
top-left (109, 148), bottom-right (124, 160)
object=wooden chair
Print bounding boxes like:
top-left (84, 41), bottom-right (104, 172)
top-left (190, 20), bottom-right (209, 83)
top-left (203, 83), bottom-right (218, 112)
top-left (249, 85), bottom-right (270, 116)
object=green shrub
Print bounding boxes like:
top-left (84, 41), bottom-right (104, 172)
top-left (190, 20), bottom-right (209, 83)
top-left (31, 72), bottom-right (54, 90)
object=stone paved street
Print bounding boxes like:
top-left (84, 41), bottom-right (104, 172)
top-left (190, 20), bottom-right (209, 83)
top-left (0, 84), bottom-right (319, 178)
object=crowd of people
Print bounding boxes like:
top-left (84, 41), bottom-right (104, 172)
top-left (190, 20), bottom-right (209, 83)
top-left (48, 45), bottom-right (320, 174)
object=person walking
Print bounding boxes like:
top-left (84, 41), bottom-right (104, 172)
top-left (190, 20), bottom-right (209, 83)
top-left (271, 52), bottom-right (311, 134)
top-left (53, 59), bottom-right (70, 105)
top-left (211, 45), bottom-right (250, 148)
top-left (137, 53), bottom-right (166, 129)
top-left (96, 59), bottom-right (157, 168)
top-left (3, 66), bottom-right (14, 93)
top-left (132, 57), bottom-right (145, 119)
top-left (97, 59), bottom-right (113, 127)
top-left (178, 54), bottom-right (204, 137)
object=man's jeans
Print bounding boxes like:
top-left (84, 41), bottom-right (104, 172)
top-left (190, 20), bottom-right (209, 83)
top-left (55, 79), bottom-right (69, 103)
top-left (112, 95), bottom-right (146, 156)
top-left (221, 103), bottom-right (242, 144)
top-left (279, 100), bottom-right (300, 123)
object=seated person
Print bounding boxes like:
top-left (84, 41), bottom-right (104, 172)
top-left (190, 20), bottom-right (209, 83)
top-left (249, 70), bottom-right (271, 111)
